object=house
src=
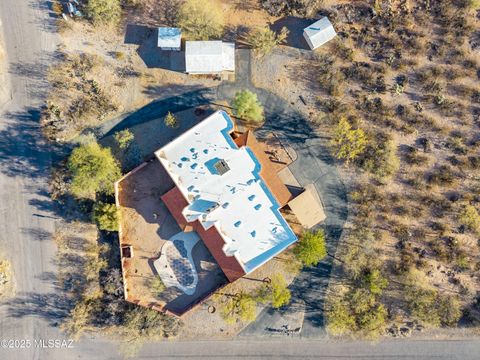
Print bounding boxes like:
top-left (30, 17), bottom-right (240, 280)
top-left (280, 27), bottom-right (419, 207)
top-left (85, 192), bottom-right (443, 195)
top-left (184, 41), bottom-right (235, 74)
top-left (157, 27), bottom-right (182, 51)
top-left (303, 17), bottom-right (337, 50)
top-left (155, 110), bottom-right (297, 281)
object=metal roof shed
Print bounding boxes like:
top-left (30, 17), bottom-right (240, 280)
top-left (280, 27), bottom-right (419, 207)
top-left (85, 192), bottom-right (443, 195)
top-left (185, 41), bottom-right (235, 74)
top-left (157, 27), bottom-right (181, 51)
top-left (303, 17), bottom-right (337, 50)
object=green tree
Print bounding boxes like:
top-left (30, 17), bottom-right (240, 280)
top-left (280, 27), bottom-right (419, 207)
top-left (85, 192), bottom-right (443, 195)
top-left (257, 274), bottom-right (291, 308)
top-left (294, 230), bottom-right (327, 267)
top-left (114, 129), bottom-right (134, 149)
top-left (164, 112), bottom-right (178, 128)
top-left (67, 141), bottom-right (121, 199)
top-left (360, 268), bottom-right (388, 296)
top-left (459, 204), bottom-right (480, 235)
top-left (232, 90), bottom-right (264, 122)
top-left (246, 26), bottom-right (289, 58)
top-left (85, 0), bottom-right (122, 26)
top-left (220, 293), bottom-right (257, 324)
top-left (177, 0), bottom-right (224, 40)
top-left (92, 202), bottom-right (119, 231)
top-left (331, 117), bottom-right (368, 163)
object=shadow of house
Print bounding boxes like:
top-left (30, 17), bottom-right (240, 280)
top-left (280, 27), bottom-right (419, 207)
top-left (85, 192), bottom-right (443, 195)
top-left (270, 16), bottom-right (317, 50)
top-left (125, 24), bottom-right (185, 71)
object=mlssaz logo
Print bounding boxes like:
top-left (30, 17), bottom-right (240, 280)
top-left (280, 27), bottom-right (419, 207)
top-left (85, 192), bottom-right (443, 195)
top-left (34, 339), bottom-right (74, 349)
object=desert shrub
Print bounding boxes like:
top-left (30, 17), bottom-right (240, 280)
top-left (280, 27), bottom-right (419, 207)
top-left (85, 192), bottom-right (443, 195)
top-left (85, 0), bottom-right (122, 26)
top-left (114, 129), bottom-right (134, 149)
top-left (359, 268), bottom-right (388, 296)
top-left (256, 274), bottom-right (291, 308)
top-left (164, 112), bottom-right (178, 128)
top-left (122, 306), bottom-right (181, 339)
top-left (245, 26), bottom-right (288, 58)
top-left (61, 299), bottom-right (100, 339)
top-left (327, 288), bottom-right (387, 338)
top-left (92, 202), bottom-right (118, 231)
top-left (260, 0), bottom-right (322, 17)
top-left (220, 293), bottom-right (257, 324)
top-left (330, 38), bottom-right (355, 62)
top-left (360, 135), bottom-right (399, 179)
top-left (177, 0), bottom-right (223, 40)
top-left (67, 141), bottom-right (121, 199)
top-left (404, 146), bottom-right (429, 165)
top-left (232, 90), bottom-right (264, 122)
top-left (343, 62), bottom-right (386, 92)
top-left (404, 269), bottom-right (462, 327)
top-left (149, 276), bottom-right (166, 297)
top-left (459, 204), bottom-right (480, 235)
top-left (294, 230), bottom-right (327, 267)
top-left (426, 165), bottom-right (455, 186)
top-left (331, 117), bottom-right (368, 163)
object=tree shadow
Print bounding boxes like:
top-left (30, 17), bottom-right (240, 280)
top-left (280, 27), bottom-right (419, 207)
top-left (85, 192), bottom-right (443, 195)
top-left (28, 0), bottom-right (59, 34)
top-left (0, 108), bottom-right (52, 179)
top-left (270, 16), bottom-right (316, 51)
top-left (6, 291), bottom-right (72, 326)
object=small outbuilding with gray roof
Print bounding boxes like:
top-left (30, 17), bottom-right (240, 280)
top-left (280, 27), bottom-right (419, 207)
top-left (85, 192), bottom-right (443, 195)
top-left (157, 27), bottom-right (182, 51)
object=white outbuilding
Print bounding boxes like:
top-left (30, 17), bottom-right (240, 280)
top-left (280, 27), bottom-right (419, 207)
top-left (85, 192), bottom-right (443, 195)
top-left (303, 17), bottom-right (337, 50)
top-left (185, 41), bottom-right (235, 74)
top-left (157, 27), bottom-right (182, 51)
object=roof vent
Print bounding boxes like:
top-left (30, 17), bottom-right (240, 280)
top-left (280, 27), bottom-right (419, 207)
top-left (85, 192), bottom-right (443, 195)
top-left (214, 159), bottom-right (230, 175)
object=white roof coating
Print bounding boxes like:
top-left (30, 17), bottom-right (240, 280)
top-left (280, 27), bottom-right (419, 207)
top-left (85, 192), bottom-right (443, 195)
top-left (303, 17), bottom-right (337, 50)
top-left (155, 111), bottom-right (297, 273)
top-left (157, 27), bottom-right (181, 48)
top-left (185, 41), bottom-right (235, 74)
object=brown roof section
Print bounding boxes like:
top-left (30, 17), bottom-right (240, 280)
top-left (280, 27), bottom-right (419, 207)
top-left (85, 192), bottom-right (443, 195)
top-left (234, 131), bottom-right (292, 207)
top-left (161, 186), bottom-right (246, 282)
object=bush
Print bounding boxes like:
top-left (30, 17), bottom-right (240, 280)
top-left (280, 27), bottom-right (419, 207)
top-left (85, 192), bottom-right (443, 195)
top-left (294, 230), bottom-right (327, 267)
top-left (85, 0), bottom-right (122, 26)
top-left (257, 274), bottom-right (291, 308)
top-left (220, 293), bottom-right (257, 324)
top-left (177, 0), bottom-right (223, 40)
top-left (67, 141), bottom-right (121, 199)
top-left (459, 204), bottom-right (480, 235)
top-left (164, 112), bottom-right (178, 128)
top-left (360, 137), bottom-right (400, 179)
top-left (260, 0), bottom-right (321, 17)
top-left (114, 129), bottom-right (134, 149)
top-left (245, 26), bottom-right (288, 58)
top-left (331, 117), bottom-right (368, 164)
top-left (92, 202), bottom-right (118, 231)
top-left (232, 90), bottom-right (264, 122)
top-left (149, 276), bottom-right (166, 297)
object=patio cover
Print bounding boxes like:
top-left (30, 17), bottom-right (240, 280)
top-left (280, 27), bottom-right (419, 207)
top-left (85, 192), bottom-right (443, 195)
top-left (288, 184), bottom-right (326, 229)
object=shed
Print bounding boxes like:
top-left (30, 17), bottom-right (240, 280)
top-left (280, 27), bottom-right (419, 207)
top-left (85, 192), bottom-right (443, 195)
top-left (185, 41), bottom-right (235, 74)
top-left (287, 184), bottom-right (326, 229)
top-left (303, 17), bottom-right (337, 50)
top-left (157, 27), bottom-right (181, 51)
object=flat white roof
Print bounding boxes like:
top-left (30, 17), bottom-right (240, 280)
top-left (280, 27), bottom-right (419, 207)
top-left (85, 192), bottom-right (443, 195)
top-left (155, 111), bottom-right (297, 273)
top-left (157, 27), bottom-right (181, 48)
top-left (303, 17), bottom-right (337, 49)
top-left (185, 41), bottom-right (235, 74)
